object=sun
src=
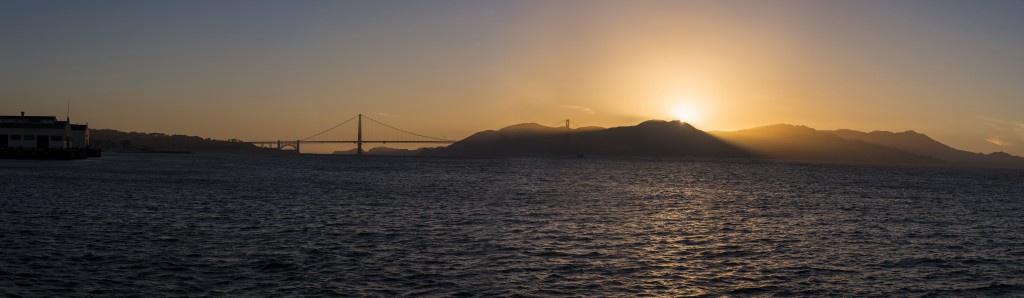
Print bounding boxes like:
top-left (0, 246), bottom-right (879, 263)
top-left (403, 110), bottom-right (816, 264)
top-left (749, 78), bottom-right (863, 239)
top-left (670, 106), bottom-right (700, 123)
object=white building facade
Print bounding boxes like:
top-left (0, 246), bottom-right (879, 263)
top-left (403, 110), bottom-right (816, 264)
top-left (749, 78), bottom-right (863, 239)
top-left (0, 114), bottom-right (88, 150)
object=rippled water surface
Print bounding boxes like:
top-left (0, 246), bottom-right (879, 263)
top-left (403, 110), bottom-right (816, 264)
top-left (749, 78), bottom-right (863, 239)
top-left (2, 153), bottom-right (1023, 296)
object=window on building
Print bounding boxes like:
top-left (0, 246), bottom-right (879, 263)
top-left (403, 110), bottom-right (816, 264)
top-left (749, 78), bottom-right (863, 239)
top-left (11, 135), bottom-right (21, 140)
top-left (51, 135), bottom-right (63, 141)
top-left (24, 135), bottom-right (36, 140)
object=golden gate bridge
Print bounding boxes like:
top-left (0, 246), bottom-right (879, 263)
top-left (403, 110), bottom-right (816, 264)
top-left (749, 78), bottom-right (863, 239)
top-left (247, 114), bottom-right (457, 154)
top-left (248, 114), bottom-right (584, 154)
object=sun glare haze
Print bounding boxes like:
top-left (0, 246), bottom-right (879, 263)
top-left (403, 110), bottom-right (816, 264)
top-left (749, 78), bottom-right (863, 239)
top-left (670, 103), bottom-right (701, 124)
top-left (3, 2), bottom-right (1024, 296)
top-left (3, 0), bottom-right (1024, 155)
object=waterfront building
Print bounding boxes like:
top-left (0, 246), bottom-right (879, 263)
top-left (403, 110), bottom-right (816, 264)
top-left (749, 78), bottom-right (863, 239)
top-left (0, 112), bottom-right (95, 159)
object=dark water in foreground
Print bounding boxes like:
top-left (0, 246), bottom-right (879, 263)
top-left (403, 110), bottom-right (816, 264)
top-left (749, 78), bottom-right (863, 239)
top-left (2, 153), bottom-right (1023, 297)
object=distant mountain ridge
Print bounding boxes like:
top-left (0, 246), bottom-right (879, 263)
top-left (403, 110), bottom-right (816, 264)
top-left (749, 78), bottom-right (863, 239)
top-left (710, 124), bottom-right (939, 164)
top-left (334, 147), bottom-right (422, 155)
top-left (829, 129), bottom-right (1024, 168)
top-left (92, 122), bottom-right (1024, 169)
top-left (424, 121), bottom-right (1024, 168)
top-left (422, 120), bottom-right (748, 158)
top-left (90, 129), bottom-right (275, 153)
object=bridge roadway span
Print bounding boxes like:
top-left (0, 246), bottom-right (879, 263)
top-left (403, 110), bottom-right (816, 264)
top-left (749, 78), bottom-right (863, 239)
top-left (247, 114), bottom-right (456, 154)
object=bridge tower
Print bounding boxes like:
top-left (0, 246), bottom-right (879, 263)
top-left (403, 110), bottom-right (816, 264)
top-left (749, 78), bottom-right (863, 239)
top-left (564, 119), bottom-right (571, 140)
top-left (357, 114), bottom-right (363, 155)
top-left (245, 113), bottom-right (455, 154)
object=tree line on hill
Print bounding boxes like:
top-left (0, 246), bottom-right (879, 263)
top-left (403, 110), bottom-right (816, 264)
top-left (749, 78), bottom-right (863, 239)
top-left (89, 129), bottom-right (276, 153)
top-left (90, 122), bottom-right (1024, 169)
top-left (420, 120), bottom-right (1024, 169)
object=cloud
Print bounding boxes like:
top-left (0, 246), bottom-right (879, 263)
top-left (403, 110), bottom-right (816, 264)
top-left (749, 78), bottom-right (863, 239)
top-left (985, 136), bottom-right (1012, 147)
top-left (978, 117), bottom-right (1024, 137)
top-left (977, 117), bottom-right (1024, 147)
top-left (561, 105), bottom-right (595, 115)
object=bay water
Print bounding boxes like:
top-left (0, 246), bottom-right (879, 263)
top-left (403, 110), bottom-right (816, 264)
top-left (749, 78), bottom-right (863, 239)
top-left (2, 153), bottom-right (1022, 296)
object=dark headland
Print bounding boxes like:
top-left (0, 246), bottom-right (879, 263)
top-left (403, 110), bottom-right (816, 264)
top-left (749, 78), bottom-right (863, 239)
top-left (422, 120), bottom-right (1024, 169)
top-left (422, 120), bottom-right (747, 158)
top-left (89, 129), bottom-right (278, 154)
top-left (90, 121), bottom-right (1024, 169)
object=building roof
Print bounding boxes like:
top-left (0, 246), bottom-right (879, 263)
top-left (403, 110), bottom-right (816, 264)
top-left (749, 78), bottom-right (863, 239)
top-left (0, 115), bottom-right (89, 130)
top-left (0, 115), bottom-right (59, 124)
top-left (0, 122), bottom-right (69, 129)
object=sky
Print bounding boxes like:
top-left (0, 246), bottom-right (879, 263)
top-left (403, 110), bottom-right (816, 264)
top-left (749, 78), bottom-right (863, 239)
top-left (3, 0), bottom-right (1024, 154)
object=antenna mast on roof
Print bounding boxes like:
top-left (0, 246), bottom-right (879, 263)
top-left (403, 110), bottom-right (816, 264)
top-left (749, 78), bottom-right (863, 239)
top-left (65, 100), bottom-right (72, 148)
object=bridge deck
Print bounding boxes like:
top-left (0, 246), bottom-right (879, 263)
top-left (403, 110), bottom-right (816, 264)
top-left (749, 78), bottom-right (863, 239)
top-left (246, 114), bottom-right (456, 151)
top-left (249, 140), bottom-right (454, 144)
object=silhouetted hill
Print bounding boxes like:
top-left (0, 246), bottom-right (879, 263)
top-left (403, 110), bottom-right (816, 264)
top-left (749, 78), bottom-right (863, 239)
top-left (576, 120), bottom-right (749, 157)
top-left (704, 123), bottom-right (942, 165)
top-left (401, 121), bottom-right (1024, 167)
top-left (710, 124), bottom-right (939, 164)
top-left (90, 129), bottom-right (276, 153)
top-left (830, 129), bottom-right (1024, 168)
top-left (333, 148), bottom-right (359, 155)
top-left (423, 120), bottom-right (750, 157)
top-left (333, 147), bottom-right (424, 155)
top-left (424, 123), bottom-right (583, 156)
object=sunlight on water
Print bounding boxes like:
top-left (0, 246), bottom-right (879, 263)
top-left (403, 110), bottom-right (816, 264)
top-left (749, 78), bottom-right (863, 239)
top-left (1, 154), bottom-right (1022, 296)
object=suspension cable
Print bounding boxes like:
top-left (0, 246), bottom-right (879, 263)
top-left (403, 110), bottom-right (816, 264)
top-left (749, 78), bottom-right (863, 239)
top-left (361, 115), bottom-right (454, 141)
top-left (301, 115), bottom-right (359, 141)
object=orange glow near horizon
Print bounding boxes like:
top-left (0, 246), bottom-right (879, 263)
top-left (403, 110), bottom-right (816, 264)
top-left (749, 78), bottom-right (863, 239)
top-left (4, 1), bottom-right (1024, 155)
top-left (670, 105), bottom-right (701, 124)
